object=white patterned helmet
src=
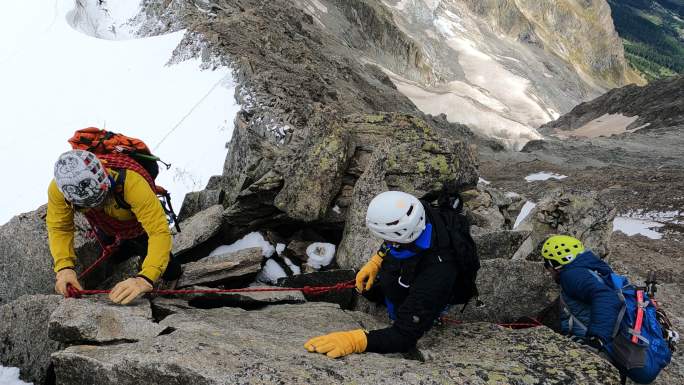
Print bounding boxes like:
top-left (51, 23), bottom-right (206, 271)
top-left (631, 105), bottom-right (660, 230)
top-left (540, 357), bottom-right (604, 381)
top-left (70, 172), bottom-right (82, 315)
top-left (54, 150), bottom-right (110, 207)
top-left (366, 191), bottom-right (426, 244)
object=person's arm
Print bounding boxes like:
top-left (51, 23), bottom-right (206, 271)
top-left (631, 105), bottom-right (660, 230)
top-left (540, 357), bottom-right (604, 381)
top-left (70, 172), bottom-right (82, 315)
top-left (123, 171), bottom-right (172, 283)
top-left (47, 180), bottom-right (77, 272)
top-left (560, 269), bottom-right (622, 342)
top-left (366, 260), bottom-right (458, 353)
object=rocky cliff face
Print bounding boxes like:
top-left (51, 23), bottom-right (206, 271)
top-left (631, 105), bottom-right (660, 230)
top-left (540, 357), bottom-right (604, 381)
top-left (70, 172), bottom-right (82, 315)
top-left (296, 0), bottom-right (642, 148)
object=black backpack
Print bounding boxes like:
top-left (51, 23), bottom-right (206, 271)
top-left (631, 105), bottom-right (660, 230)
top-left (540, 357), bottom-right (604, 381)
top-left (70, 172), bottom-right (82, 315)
top-left (423, 194), bottom-right (480, 308)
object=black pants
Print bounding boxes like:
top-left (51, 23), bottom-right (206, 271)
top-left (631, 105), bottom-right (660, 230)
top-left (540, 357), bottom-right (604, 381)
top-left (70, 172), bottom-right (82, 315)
top-left (103, 233), bottom-right (182, 281)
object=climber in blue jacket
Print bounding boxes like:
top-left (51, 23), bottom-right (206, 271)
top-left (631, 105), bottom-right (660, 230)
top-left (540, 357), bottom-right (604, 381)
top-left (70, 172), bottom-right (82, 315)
top-left (542, 235), bottom-right (623, 350)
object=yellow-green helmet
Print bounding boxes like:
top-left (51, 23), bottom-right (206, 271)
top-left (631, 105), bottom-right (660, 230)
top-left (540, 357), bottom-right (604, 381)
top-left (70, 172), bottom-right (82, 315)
top-left (542, 235), bottom-right (585, 269)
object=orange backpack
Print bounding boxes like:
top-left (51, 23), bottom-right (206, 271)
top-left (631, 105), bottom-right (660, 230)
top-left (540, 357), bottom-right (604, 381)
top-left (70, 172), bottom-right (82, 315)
top-left (68, 127), bottom-right (170, 179)
top-left (68, 127), bottom-right (180, 232)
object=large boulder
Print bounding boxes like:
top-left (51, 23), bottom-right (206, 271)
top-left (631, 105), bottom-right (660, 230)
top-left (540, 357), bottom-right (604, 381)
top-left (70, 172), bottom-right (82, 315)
top-left (48, 297), bottom-right (164, 344)
top-left (173, 204), bottom-right (225, 260)
top-left (51, 302), bottom-right (620, 384)
top-left (454, 259), bottom-right (559, 322)
top-left (0, 294), bottom-right (64, 385)
top-left (513, 189), bottom-right (616, 260)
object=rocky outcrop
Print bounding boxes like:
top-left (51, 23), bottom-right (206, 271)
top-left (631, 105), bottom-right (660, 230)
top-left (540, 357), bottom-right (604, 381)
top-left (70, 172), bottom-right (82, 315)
top-left (513, 189), bottom-right (616, 260)
top-left (176, 247), bottom-right (263, 288)
top-left (173, 204), bottom-right (225, 259)
top-left (51, 302), bottom-right (621, 384)
top-left (48, 297), bottom-right (164, 344)
top-left (454, 259), bottom-right (559, 322)
top-left (540, 75), bottom-right (684, 134)
top-left (0, 295), bottom-right (63, 385)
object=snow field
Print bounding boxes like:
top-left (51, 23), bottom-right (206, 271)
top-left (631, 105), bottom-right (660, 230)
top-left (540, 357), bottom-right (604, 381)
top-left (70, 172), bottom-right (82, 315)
top-left (0, 0), bottom-right (239, 225)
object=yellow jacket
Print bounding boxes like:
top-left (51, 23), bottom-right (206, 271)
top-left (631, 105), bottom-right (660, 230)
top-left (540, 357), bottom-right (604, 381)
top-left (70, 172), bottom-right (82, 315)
top-left (47, 169), bottom-right (172, 282)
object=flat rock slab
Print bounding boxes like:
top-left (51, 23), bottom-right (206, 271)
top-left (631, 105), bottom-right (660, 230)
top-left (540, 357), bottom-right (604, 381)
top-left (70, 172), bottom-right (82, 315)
top-left (52, 302), bottom-right (620, 385)
top-left (180, 285), bottom-right (306, 308)
top-left (173, 204), bottom-right (224, 256)
top-left (177, 247), bottom-right (263, 288)
top-left (48, 297), bottom-right (164, 343)
top-left (0, 294), bottom-right (64, 385)
top-left (455, 259), bottom-right (559, 322)
top-left (277, 269), bottom-right (356, 309)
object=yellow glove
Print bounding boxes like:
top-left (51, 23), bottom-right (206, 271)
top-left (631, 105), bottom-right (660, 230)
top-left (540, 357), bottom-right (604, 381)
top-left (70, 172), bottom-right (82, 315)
top-left (109, 277), bottom-right (153, 305)
top-left (55, 268), bottom-right (83, 297)
top-left (355, 254), bottom-right (383, 293)
top-left (304, 329), bottom-right (368, 358)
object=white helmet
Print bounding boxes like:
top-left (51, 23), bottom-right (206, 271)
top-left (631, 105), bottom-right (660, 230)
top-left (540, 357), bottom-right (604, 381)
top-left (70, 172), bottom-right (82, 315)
top-left (366, 191), bottom-right (426, 244)
top-left (54, 150), bottom-right (110, 207)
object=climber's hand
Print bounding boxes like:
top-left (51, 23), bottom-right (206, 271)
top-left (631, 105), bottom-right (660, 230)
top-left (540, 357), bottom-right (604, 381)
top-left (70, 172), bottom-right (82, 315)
top-left (304, 329), bottom-right (367, 358)
top-left (55, 268), bottom-right (82, 297)
top-left (109, 277), bottom-right (153, 305)
top-left (355, 254), bottom-right (383, 293)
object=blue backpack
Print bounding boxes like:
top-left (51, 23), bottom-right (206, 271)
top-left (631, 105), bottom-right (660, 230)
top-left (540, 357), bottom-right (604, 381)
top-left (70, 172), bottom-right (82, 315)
top-left (601, 273), bottom-right (672, 384)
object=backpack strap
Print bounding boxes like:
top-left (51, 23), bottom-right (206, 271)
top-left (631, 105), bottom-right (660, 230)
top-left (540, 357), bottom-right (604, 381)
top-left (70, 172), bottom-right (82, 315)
top-left (111, 168), bottom-right (131, 210)
top-left (560, 292), bottom-right (589, 334)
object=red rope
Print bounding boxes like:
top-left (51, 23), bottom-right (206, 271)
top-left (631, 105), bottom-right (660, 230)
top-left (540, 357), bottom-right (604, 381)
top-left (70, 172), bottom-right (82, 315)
top-left (66, 280), bottom-right (356, 298)
top-left (78, 236), bottom-right (121, 280)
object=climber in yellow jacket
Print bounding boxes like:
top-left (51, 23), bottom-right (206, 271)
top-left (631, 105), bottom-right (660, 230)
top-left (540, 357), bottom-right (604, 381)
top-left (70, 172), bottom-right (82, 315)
top-left (47, 149), bottom-right (180, 304)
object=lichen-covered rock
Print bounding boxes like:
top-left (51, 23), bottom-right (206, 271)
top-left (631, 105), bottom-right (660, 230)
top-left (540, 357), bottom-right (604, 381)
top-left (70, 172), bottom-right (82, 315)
top-left (514, 188), bottom-right (616, 260)
top-left (0, 295), bottom-right (64, 385)
top-left (455, 259), bottom-right (559, 323)
top-left (176, 247), bottom-right (263, 288)
top-left (51, 302), bottom-right (620, 385)
top-left (48, 297), bottom-right (164, 344)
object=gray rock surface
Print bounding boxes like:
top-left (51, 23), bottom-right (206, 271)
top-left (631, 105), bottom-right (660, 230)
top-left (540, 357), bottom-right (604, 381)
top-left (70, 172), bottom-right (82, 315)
top-left (455, 259), bottom-right (559, 323)
top-left (176, 247), bottom-right (263, 288)
top-left (0, 295), bottom-right (63, 385)
top-left (474, 230), bottom-right (531, 260)
top-left (181, 285), bottom-right (306, 308)
top-left (48, 297), bottom-right (164, 344)
top-left (0, 206), bottom-right (125, 305)
top-left (514, 189), bottom-right (616, 260)
top-left (172, 204), bottom-right (224, 258)
top-left (178, 188), bottom-right (225, 222)
top-left (51, 302), bottom-right (619, 385)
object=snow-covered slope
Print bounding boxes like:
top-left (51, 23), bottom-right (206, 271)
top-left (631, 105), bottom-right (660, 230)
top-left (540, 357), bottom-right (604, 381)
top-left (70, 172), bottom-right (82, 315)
top-left (0, 0), bottom-right (239, 225)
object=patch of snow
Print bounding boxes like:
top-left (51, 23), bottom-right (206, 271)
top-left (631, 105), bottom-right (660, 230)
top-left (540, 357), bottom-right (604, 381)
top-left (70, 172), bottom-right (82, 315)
top-left (513, 201), bottom-right (536, 229)
top-left (0, 0), bottom-right (240, 225)
top-left (525, 172), bottom-right (567, 182)
top-left (612, 217), bottom-right (664, 240)
top-left (505, 191), bottom-right (521, 199)
top-left (0, 366), bottom-right (32, 385)
top-left (275, 243), bottom-right (286, 255)
top-left (256, 259), bottom-right (287, 284)
top-left (478, 177), bottom-right (491, 185)
top-left (386, 70), bottom-right (542, 150)
top-left (309, 0), bottom-right (328, 13)
top-left (554, 113), bottom-right (639, 139)
top-left (284, 257), bottom-right (301, 275)
top-left (543, 72), bottom-right (553, 78)
top-left (306, 242), bottom-right (336, 269)
top-left (332, 205), bottom-right (342, 214)
top-left (209, 232), bottom-right (275, 258)
top-left (623, 210), bottom-right (682, 225)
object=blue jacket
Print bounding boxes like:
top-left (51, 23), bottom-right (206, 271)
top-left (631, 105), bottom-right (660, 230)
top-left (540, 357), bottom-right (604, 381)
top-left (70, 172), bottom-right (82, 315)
top-left (559, 251), bottom-right (623, 342)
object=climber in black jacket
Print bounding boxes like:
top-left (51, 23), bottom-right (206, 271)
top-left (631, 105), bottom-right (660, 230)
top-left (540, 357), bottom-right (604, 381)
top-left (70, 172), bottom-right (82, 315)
top-left (305, 190), bottom-right (477, 357)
